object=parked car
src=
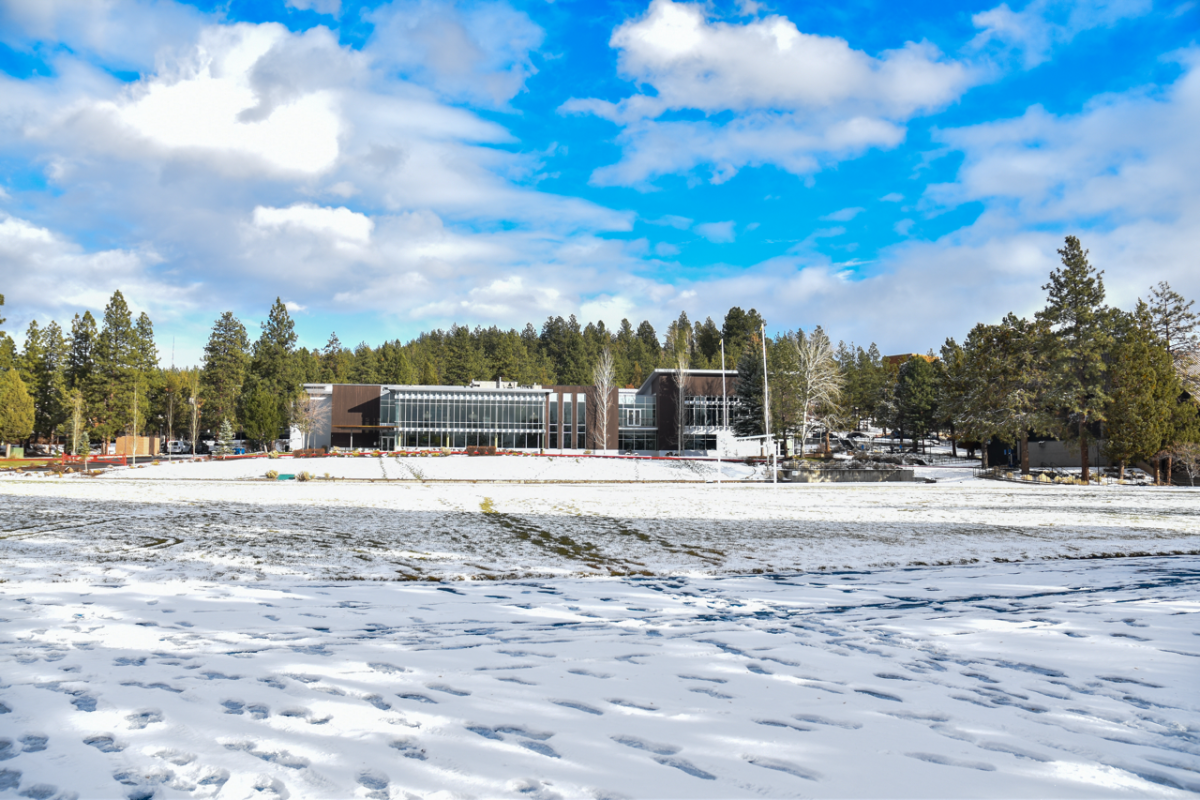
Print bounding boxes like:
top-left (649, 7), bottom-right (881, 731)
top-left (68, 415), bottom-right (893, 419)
top-left (165, 440), bottom-right (192, 454)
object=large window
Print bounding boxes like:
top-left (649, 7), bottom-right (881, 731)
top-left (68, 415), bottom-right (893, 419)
top-left (381, 389), bottom-right (546, 449)
top-left (618, 431), bottom-right (657, 451)
top-left (684, 396), bottom-right (727, 427)
top-left (683, 433), bottom-right (717, 451)
top-left (619, 395), bottom-right (656, 429)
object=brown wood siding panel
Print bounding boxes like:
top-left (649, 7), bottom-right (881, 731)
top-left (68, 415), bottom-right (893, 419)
top-left (332, 385), bottom-right (382, 430)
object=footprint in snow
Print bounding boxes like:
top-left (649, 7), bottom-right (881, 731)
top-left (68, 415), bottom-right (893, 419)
top-left (652, 756), bottom-right (715, 780)
top-left (689, 687), bottom-right (733, 699)
top-left (0, 741), bottom-right (13, 761)
top-left (743, 755), bottom-right (821, 781)
top-left (754, 719), bottom-right (813, 732)
top-left (0, 770), bottom-right (18, 791)
top-left (70, 695), bottom-right (97, 712)
top-left (388, 737), bottom-right (427, 760)
top-left (363, 694), bottom-right (391, 710)
top-left (792, 714), bottom-right (862, 730)
top-left (249, 774), bottom-right (287, 799)
top-left (368, 662), bottom-right (407, 675)
top-left (855, 688), bottom-right (903, 702)
top-left (126, 709), bottom-right (163, 729)
top-left (550, 700), bottom-right (602, 715)
top-left (257, 677), bottom-right (287, 690)
top-left (747, 664), bottom-right (771, 675)
top-left (223, 741), bottom-right (310, 769)
top-left (679, 675), bottom-right (726, 684)
top-left (278, 708), bottom-right (330, 725)
top-left (607, 698), bottom-right (657, 711)
top-left (14, 782), bottom-right (62, 799)
top-left (497, 676), bottom-right (536, 685)
top-left (467, 725), bottom-right (559, 758)
top-left (20, 735), bottom-right (48, 753)
top-left (426, 684), bottom-right (470, 696)
top-left (152, 749), bottom-right (195, 766)
top-left (83, 734), bottom-right (124, 753)
top-left (113, 656), bottom-right (146, 667)
top-left (567, 669), bottom-right (611, 679)
top-left (610, 735), bottom-right (678, 755)
top-left (906, 752), bottom-right (996, 771)
top-left (396, 693), bottom-right (437, 705)
top-left (357, 769), bottom-right (390, 799)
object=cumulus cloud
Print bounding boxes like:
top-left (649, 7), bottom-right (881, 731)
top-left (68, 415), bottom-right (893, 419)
top-left (0, 0), bottom-right (206, 71)
top-left (0, 212), bottom-right (196, 341)
top-left (252, 203), bottom-right (373, 246)
top-left (563, 0), bottom-right (978, 186)
top-left (970, 0), bottom-right (1152, 68)
top-left (365, 0), bottom-right (544, 108)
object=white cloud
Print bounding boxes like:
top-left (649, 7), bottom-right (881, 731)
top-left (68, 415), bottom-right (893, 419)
top-left (284, 300), bottom-right (308, 312)
top-left (286, 0), bottom-right (341, 16)
top-left (645, 214), bottom-right (693, 229)
top-left (880, 192), bottom-right (904, 202)
top-left (365, 0), bottom-right (544, 108)
top-left (695, 220), bottom-right (736, 243)
top-left (252, 203), bottom-right (373, 246)
top-left (893, 219), bottom-right (915, 235)
top-left (0, 0), bottom-right (206, 71)
top-left (101, 24), bottom-right (343, 175)
top-left (970, 0), bottom-right (1152, 69)
top-left (563, 0), bottom-right (978, 186)
top-left (654, 242), bottom-right (681, 256)
top-left (821, 206), bottom-right (865, 222)
top-left (0, 212), bottom-right (196, 341)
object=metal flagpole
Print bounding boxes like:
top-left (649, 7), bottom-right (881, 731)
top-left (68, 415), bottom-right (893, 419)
top-left (761, 324), bottom-right (775, 486)
top-left (718, 339), bottom-right (725, 490)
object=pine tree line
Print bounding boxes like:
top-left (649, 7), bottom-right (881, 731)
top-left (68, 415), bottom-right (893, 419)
top-left (2, 236), bottom-right (1197, 481)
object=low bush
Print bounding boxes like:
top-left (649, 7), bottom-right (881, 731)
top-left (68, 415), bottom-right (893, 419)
top-left (265, 469), bottom-right (279, 480)
top-left (297, 471), bottom-right (313, 482)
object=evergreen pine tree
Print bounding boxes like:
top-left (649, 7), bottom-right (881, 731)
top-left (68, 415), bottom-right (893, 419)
top-left (732, 333), bottom-right (766, 438)
top-left (93, 291), bottom-right (143, 443)
top-left (1105, 308), bottom-right (1174, 481)
top-left (200, 312), bottom-right (251, 431)
top-left (0, 368), bottom-right (34, 445)
top-left (350, 341), bottom-right (380, 383)
top-left (241, 298), bottom-right (301, 439)
top-left (216, 418), bottom-right (236, 457)
top-left (1037, 236), bottom-right (1111, 481)
top-left (893, 357), bottom-right (938, 452)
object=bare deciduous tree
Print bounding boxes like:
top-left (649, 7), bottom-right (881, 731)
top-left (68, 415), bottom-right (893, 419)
top-left (673, 344), bottom-right (690, 453)
top-left (793, 327), bottom-right (843, 454)
top-left (592, 347), bottom-right (614, 452)
top-left (290, 392), bottom-right (324, 451)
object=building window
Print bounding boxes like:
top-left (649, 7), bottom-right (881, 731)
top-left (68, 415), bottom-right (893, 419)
top-left (618, 431), bottom-right (657, 451)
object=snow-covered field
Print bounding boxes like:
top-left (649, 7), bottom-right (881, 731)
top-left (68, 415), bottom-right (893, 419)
top-left (2, 460), bottom-right (1199, 798)
top-left (2, 558), bottom-right (1198, 799)
top-left (0, 458), bottom-right (1196, 582)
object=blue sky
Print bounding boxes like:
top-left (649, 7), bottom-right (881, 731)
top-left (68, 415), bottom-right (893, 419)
top-left (0, 0), bottom-right (1197, 364)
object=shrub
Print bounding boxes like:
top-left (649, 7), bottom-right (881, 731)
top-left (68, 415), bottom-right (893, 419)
top-left (297, 471), bottom-right (312, 482)
top-left (265, 470), bottom-right (279, 480)
top-left (268, 451), bottom-right (280, 459)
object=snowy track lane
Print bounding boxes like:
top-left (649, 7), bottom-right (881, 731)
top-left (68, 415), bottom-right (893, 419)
top-left (1, 558), bottom-right (1198, 798)
top-left (1, 478), bottom-right (1198, 582)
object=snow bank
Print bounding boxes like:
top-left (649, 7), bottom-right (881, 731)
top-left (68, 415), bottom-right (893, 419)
top-left (97, 454), bottom-right (760, 483)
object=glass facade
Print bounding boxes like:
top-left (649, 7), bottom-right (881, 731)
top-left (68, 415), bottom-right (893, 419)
top-left (683, 433), bottom-right (718, 451)
top-left (618, 393), bottom-right (657, 452)
top-left (379, 389), bottom-right (546, 450)
top-left (618, 430), bottom-right (657, 451)
top-left (684, 396), bottom-right (726, 427)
